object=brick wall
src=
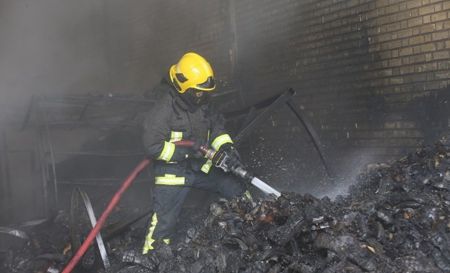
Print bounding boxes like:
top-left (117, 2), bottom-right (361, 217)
top-left (227, 0), bottom-right (450, 186)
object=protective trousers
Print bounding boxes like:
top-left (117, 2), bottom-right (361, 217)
top-left (142, 167), bottom-right (245, 254)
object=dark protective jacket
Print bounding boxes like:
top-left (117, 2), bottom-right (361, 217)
top-left (142, 81), bottom-right (234, 183)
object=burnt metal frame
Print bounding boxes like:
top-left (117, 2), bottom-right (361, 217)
top-left (21, 95), bottom-right (155, 130)
top-left (23, 95), bottom-right (154, 218)
top-left (232, 88), bottom-right (333, 178)
top-left (24, 90), bottom-right (331, 219)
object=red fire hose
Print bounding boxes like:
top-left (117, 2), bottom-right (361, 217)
top-left (61, 141), bottom-right (200, 273)
top-left (61, 159), bottom-right (150, 273)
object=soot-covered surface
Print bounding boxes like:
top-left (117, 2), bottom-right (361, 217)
top-left (1, 139), bottom-right (450, 272)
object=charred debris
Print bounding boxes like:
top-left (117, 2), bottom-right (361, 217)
top-left (2, 138), bottom-right (450, 273)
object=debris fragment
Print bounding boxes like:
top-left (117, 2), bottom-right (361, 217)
top-left (0, 227), bottom-right (29, 240)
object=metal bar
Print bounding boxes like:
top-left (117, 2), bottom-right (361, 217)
top-left (0, 149), bottom-right (41, 153)
top-left (47, 151), bottom-right (145, 157)
top-left (229, 0), bottom-right (239, 77)
top-left (46, 120), bottom-right (141, 128)
top-left (211, 88), bottom-right (239, 98)
top-left (21, 95), bottom-right (35, 131)
top-left (37, 100), bottom-right (52, 217)
top-left (78, 102), bottom-right (91, 121)
top-left (234, 89), bottom-right (295, 144)
top-left (238, 106), bottom-right (257, 133)
top-left (78, 188), bottom-right (110, 270)
top-left (61, 178), bottom-right (149, 182)
top-left (58, 178), bottom-right (148, 186)
top-left (224, 89), bottom-right (293, 120)
top-left (0, 140), bottom-right (4, 223)
top-left (286, 95), bottom-right (334, 178)
top-left (1, 131), bottom-right (12, 222)
top-left (37, 126), bottom-right (49, 217)
top-left (41, 95), bottom-right (155, 104)
top-left (44, 111), bottom-right (59, 205)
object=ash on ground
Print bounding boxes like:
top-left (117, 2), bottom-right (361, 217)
top-left (2, 140), bottom-right (450, 272)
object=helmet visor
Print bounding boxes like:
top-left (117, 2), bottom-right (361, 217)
top-left (197, 76), bottom-right (215, 90)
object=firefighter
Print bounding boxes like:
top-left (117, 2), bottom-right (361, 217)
top-left (141, 52), bottom-right (246, 254)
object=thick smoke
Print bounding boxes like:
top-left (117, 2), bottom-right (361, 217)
top-left (0, 0), bottom-right (224, 225)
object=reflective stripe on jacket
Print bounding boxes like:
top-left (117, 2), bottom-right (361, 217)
top-left (143, 81), bottom-right (233, 176)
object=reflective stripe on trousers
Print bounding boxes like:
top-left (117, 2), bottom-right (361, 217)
top-left (142, 213), bottom-right (170, 254)
top-left (155, 174), bottom-right (185, 186)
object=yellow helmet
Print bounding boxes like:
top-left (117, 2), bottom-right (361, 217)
top-left (169, 52), bottom-right (216, 94)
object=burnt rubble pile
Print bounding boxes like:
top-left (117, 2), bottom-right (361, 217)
top-left (141, 141), bottom-right (450, 273)
top-left (1, 140), bottom-right (450, 273)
